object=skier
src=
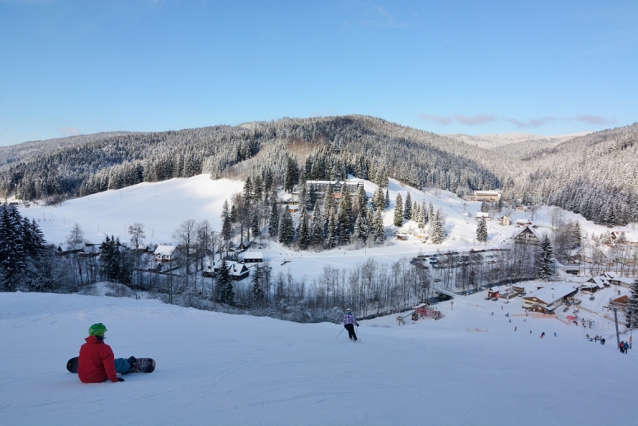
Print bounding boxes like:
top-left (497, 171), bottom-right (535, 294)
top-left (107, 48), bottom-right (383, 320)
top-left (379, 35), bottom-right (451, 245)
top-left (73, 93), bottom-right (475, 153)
top-left (343, 308), bottom-right (359, 341)
top-left (540, 332), bottom-right (545, 338)
top-left (78, 323), bottom-right (136, 383)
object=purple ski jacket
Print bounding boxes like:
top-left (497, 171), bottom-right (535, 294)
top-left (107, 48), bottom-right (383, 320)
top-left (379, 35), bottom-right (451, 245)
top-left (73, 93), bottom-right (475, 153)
top-left (343, 313), bottom-right (358, 326)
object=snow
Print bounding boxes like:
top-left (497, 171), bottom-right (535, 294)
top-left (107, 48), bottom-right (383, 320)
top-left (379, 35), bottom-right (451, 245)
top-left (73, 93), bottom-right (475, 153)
top-left (1, 286), bottom-right (636, 426)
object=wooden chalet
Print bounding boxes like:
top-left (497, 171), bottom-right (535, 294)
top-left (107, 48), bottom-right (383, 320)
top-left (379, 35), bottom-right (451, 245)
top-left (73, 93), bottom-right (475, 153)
top-left (522, 283), bottom-right (578, 313)
top-left (514, 227), bottom-right (541, 246)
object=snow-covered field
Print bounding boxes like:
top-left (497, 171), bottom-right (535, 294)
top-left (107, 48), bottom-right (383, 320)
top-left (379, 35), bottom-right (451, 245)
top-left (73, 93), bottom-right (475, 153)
top-left (1, 285), bottom-right (636, 426)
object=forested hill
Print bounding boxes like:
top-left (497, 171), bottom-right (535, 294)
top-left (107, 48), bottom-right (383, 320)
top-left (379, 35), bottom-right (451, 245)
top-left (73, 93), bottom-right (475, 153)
top-left (511, 123), bottom-right (638, 226)
top-left (1, 116), bottom-right (637, 226)
top-left (0, 116), bottom-right (501, 202)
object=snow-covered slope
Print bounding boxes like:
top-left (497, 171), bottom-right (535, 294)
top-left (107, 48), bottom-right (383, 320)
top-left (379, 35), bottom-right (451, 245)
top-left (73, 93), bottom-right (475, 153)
top-left (1, 289), bottom-right (635, 426)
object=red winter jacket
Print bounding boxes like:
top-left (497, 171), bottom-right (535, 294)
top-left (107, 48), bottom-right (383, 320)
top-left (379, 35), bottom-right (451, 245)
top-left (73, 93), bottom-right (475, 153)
top-left (78, 336), bottom-right (119, 383)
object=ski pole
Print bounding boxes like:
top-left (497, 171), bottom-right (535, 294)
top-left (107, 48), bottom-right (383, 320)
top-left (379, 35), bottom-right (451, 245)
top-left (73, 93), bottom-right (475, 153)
top-left (336, 327), bottom-right (345, 338)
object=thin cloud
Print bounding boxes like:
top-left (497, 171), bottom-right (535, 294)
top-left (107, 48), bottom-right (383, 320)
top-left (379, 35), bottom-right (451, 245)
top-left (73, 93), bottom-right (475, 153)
top-left (419, 114), bottom-right (452, 125)
top-left (57, 127), bottom-right (82, 137)
top-left (505, 116), bottom-right (557, 129)
top-left (573, 114), bottom-right (614, 125)
top-left (350, 1), bottom-right (410, 28)
top-left (454, 114), bottom-right (497, 125)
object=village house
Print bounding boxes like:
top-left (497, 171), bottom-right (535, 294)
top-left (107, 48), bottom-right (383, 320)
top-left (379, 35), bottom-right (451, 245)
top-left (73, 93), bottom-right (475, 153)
top-left (154, 245), bottom-right (176, 262)
top-left (472, 190), bottom-right (501, 202)
top-left (213, 260), bottom-right (250, 281)
top-left (522, 283), bottom-right (578, 313)
top-left (476, 211), bottom-right (491, 221)
top-left (515, 218), bottom-right (532, 227)
top-left (514, 227), bottom-right (541, 246)
top-left (499, 215), bottom-right (511, 226)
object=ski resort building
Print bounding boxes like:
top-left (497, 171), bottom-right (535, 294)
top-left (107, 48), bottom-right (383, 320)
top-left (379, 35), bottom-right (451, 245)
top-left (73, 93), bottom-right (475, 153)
top-left (292, 180), bottom-right (363, 201)
top-left (522, 283), bottom-right (578, 313)
top-left (471, 190), bottom-right (501, 202)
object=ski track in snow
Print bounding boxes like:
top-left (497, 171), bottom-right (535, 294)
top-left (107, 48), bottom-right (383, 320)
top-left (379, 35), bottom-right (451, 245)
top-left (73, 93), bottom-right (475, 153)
top-left (1, 291), bottom-right (637, 426)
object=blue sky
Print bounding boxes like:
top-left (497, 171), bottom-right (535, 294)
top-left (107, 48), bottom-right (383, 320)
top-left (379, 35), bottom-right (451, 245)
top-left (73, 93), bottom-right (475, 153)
top-left (1, 0), bottom-right (636, 146)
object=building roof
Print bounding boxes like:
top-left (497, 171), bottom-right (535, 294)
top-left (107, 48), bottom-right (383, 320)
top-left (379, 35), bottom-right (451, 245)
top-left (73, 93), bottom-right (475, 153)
top-left (242, 251), bottom-right (263, 259)
top-left (523, 283), bottom-right (578, 305)
top-left (154, 245), bottom-right (176, 256)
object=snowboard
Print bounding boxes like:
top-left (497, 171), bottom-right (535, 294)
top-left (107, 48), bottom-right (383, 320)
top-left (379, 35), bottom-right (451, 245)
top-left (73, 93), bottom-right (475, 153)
top-left (66, 357), bottom-right (156, 374)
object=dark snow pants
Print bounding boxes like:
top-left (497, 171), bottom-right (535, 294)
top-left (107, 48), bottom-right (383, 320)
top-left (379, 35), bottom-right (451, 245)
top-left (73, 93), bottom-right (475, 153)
top-left (344, 324), bottom-right (357, 341)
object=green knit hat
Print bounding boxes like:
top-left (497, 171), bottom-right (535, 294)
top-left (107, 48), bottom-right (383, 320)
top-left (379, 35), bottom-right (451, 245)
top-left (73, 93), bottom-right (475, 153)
top-left (88, 323), bottom-right (107, 336)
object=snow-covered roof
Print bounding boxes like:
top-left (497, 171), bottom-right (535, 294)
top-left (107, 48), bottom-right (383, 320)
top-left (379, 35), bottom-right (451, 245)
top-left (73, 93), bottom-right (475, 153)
top-left (476, 212), bottom-right (490, 218)
top-left (524, 283), bottom-right (578, 305)
top-left (154, 245), bottom-right (176, 256)
top-left (584, 277), bottom-right (606, 289)
top-left (242, 251), bottom-right (263, 260)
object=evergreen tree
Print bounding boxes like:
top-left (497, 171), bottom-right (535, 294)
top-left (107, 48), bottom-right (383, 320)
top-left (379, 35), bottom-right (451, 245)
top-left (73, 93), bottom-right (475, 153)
top-left (337, 201), bottom-right (351, 245)
top-left (284, 156), bottom-right (299, 193)
top-left (385, 188), bottom-right (390, 209)
top-left (626, 278), bottom-right (638, 329)
top-left (404, 192), bottom-right (412, 220)
top-left (251, 264), bottom-right (265, 305)
top-left (221, 200), bottom-right (232, 242)
top-left (217, 258), bottom-right (234, 305)
top-left (428, 202), bottom-right (434, 225)
top-left (325, 209), bottom-right (338, 249)
top-left (374, 208), bottom-right (385, 243)
top-left (250, 211), bottom-right (260, 239)
top-left (421, 201), bottom-right (428, 227)
top-left (243, 177), bottom-right (253, 204)
top-left (537, 235), bottom-right (555, 281)
top-left (357, 184), bottom-right (367, 211)
top-left (278, 207), bottom-right (295, 247)
top-left (0, 204), bottom-right (26, 290)
top-left (373, 187), bottom-right (385, 211)
top-left (310, 201), bottom-right (325, 247)
top-left (268, 201), bottom-right (279, 238)
top-left (297, 205), bottom-right (310, 250)
top-left (476, 217), bottom-right (488, 243)
top-left (324, 184), bottom-right (335, 214)
top-left (340, 182), bottom-right (353, 225)
top-left (308, 184), bottom-right (318, 210)
top-left (353, 208), bottom-right (369, 243)
top-left (393, 194), bottom-right (404, 227)
top-left (253, 175), bottom-right (263, 202)
top-left (430, 209), bottom-right (444, 244)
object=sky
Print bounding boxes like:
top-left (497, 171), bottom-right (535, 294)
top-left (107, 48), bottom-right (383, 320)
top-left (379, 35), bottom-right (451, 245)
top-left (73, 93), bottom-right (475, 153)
top-left (0, 0), bottom-right (636, 146)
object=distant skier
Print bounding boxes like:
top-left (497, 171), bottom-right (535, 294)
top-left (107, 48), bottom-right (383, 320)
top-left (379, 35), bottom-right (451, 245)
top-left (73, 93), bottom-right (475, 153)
top-left (540, 332), bottom-right (545, 338)
top-left (78, 323), bottom-right (136, 383)
top-left (343, 309), bottom-right (359, 341)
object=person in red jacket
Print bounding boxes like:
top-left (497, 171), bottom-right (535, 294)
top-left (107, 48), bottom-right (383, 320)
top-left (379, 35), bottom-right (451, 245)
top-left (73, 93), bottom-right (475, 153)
top-left (78, 323), bottom-right (135, 383)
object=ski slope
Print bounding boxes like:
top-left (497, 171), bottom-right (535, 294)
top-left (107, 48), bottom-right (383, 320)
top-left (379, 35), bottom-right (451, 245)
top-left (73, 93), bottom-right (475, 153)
top-left (1, 289), bottom-right (636, 426)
